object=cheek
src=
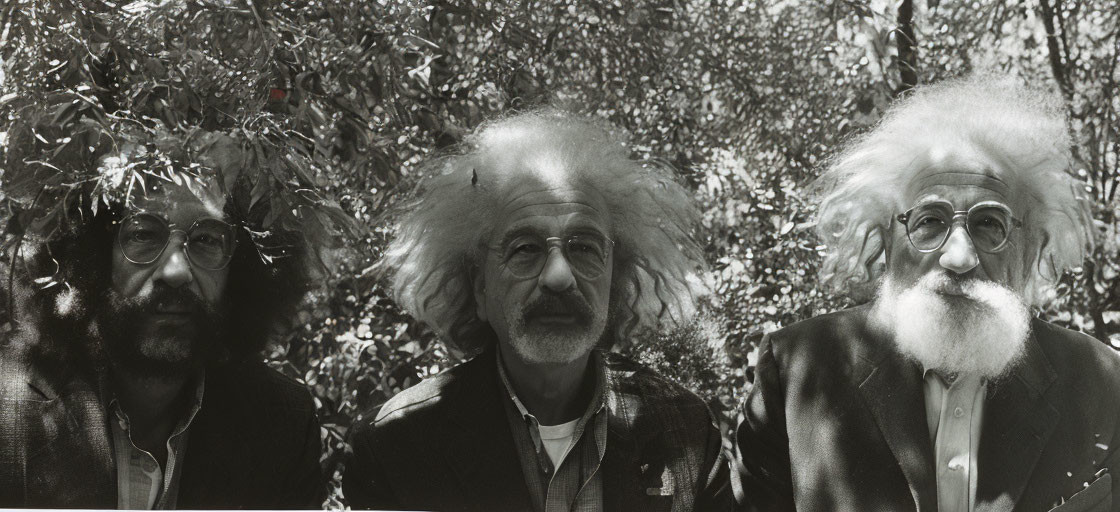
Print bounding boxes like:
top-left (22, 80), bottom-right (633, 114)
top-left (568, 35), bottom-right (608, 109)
top-left (983, 252), bottom-right (1026, 288)
top-left (196, 268), bottom-right (230, 305)
top-left (885, 241), bottom-right (923, 283)
top-left (586, 270), bottom-right (613, 313)
top-left (110, 251), bottom-right (149, 297)
top-left (482, 274), bottom-right (517, 321)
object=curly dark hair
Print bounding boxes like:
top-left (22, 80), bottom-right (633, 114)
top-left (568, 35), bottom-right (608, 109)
top-left (7, 193), bottom-right (314, 376)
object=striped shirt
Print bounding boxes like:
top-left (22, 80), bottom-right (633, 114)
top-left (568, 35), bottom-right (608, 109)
top-left (498, 350), bottom-right (608, 512)
top-left (108, 375), bottom-right (205, 510)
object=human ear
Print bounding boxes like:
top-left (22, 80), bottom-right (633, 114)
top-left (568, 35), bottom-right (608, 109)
top-left (471, 265), bottom-right (488, 322)
top-left (859, 223), bottom-right (887, 282)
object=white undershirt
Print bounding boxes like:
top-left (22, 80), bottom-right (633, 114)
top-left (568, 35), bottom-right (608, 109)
top-left (537, 418), bottom-right (580, 470)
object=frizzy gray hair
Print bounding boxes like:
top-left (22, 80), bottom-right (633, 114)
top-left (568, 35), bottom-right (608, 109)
top-left (813, 75), bottom-right (1094, 306)
top-left (380, 110), bottom-right (707, 355)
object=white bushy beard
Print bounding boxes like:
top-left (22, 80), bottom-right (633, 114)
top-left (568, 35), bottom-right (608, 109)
top-left (871, 272), bottom-right (1032, 380)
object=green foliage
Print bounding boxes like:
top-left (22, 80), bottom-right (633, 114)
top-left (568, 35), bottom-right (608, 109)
top-left (3, 0), bottom-right (1118, 506)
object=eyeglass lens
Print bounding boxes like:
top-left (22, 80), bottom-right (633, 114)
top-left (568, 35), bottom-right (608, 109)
top-left (503, 234), bottom-right (611, 278)
top-left (905, 202), bottom-right (1012, 252)
top-left (118, 214), bottom-right (237, 269)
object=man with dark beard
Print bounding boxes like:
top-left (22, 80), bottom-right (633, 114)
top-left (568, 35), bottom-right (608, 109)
top-left (0, 162), bottom-right (328, 508)
top-left (735, 76), bottom-right (1120, 512)
top-left (343, 111), bottom-right (733, 511)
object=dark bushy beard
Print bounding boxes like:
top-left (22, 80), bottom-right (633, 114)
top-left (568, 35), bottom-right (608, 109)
top-left (871, 272), bottom-right (1032, 380)
top-left (94, 282), bottom-right (228, 379)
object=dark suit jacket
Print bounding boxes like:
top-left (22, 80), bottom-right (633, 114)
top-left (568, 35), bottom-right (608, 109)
top-left (736, 305), bottom-right (1120, 512)
top-left (343, 347), bottom-right (733, 511)
top-left (0, 344), bottom-right (326, 508)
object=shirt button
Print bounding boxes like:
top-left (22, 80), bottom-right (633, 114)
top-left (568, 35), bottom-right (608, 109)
top-left (953, 407), bottom-right (964, 418)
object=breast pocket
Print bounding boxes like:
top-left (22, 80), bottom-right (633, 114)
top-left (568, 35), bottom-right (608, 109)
top-left (1049, 473), bottom-right (1111, 512)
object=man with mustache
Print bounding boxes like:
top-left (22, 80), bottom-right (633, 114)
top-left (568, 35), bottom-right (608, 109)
top-left (735, 76), bottom-right (1120, 512)
top-left (0, 161), bottom-right (327, 507)
top-left (343, 111), bottom-right (733, 511)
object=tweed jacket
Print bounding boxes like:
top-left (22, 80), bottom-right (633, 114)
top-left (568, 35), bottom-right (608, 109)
top-left (343, 346), bottom-right (733, 511)
top-left (736, 305), bottom-right (1120, 512)
top-left (0, 343), bottom-right (326, 509)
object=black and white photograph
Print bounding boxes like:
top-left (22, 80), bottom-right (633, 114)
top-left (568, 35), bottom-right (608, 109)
top-left (1, 1), bottom-right (1118, 511)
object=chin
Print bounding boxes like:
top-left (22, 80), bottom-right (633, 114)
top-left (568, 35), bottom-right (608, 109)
top-left (114, 331), bottom-right (202, 377)
top-left (138, 337), bottom-right (195, 363)
top-left (510, 330), bottom-right (598, 366)
top-left (873, 273), bottom-right (1031, 380)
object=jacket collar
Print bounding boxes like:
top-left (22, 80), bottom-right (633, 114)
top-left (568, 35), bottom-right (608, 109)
top-left (16, 358), bottom-right (116, 507)
top-left (443, 345), bottom-right (673, 511)
top-left (974, 318), bottom-right (1059, 511)
top-left (443, 346), bottom-right (537, 510)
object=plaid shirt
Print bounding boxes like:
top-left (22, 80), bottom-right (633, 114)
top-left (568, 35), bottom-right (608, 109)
top-left (107, 374), bottom-right (205, 510)
top-left (498, 350), bottom-right (608, 512)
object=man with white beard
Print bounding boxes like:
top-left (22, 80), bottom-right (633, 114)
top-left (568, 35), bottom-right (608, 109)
top-left (735, 76), bottom-right (1120, 512)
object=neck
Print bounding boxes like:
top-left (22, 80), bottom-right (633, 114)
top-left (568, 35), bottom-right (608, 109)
top-left (109, 365), bottom-right (192, 437)
top-left (500, 348), bottom-right (596, 426)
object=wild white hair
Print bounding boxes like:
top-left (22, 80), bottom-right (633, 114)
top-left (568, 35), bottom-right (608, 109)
top-left (814, 75), bottom-right (1093, 305)
top-left (381, 110), bottom-right (706, 355)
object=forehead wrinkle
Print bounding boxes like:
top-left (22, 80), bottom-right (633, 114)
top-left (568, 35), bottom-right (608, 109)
top-left (908, 170), bottom-right (1013, 197)
top-left (495, 209), bottom-right (610, 250)
top-left (504, 199), bottom-right (603, 216)
top-left (497, 179), bottom-right (589, 205)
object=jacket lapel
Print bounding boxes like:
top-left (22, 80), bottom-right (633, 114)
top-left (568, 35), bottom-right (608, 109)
top-left (600, 365), bottom-right (676, 512)
top-left (974, 329), bottom-right (1059, 512)
top-left (857, 328), bottom-right (938, 512)
top-left (444, 353), bottom-right (535, 511)
top-left (177, 390), bottom-right (245, 507)
top-left (24, 371), bottom-right (115, 508)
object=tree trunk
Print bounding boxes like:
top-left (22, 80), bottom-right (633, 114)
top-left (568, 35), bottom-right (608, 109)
top-left (1039, 0), bottom-right (1073, 100)
top-left (895, 0), bottom-right (918, 96)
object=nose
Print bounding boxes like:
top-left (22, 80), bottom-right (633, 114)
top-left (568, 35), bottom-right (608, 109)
top-left (538, 246), bottom-right (576, 293)
top-left (938, 224), bottom-right (980, 274)
top-left (153, 240), bottom-right (194, 288)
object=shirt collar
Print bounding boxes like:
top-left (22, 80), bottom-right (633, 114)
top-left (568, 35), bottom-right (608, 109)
top-left (106, 368), bottom-right (206, 434)
top-left (922, 367), bottom-right (994, 388)
top-left (496, 347), bottom-right (607, 425)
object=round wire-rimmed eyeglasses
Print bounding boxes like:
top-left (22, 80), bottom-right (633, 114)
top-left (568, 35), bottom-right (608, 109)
top-left (116, 212), bottom-right (238, 270)
top-left (497, 233), bottom-right (615, 279)
top-left (895, 200), bottom-right (1023, 254)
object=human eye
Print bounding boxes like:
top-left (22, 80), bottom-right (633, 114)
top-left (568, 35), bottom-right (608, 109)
top-left (506, 238), bottom-right (543, 258)
top-left (122, 217), bottom-right (165, 244)
top-left (128, 227), bottom-right (159, 243)
top-left (567, 237), bottom-right (605, 258)
top-left (191, 232), bottom-right (224, 248)
top-left (190, 220), bottom-right (233, 249)
top-left (969, 209), bottom-right (1009, 235)
top-left (914, 214), bottom-right (945, 227)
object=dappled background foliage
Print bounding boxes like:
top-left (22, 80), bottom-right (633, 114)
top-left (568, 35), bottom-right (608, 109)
top-left (2, 0), bottom-right (1118, 505)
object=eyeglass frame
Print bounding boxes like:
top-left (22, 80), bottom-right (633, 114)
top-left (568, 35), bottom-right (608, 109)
top-left (493, 233), bottom-right (616, 280)
top-left (894, 199), bottom-right (1023, 254)
top-left (115, 212), bottom-right (239, 270)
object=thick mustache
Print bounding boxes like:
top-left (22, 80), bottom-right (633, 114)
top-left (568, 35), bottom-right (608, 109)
top-left (521, 294), bottom-right (593, 323)
top-left (922, 273), bottom-right (978, 296)
top-left (137, 286), bottom-right (209, 315)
